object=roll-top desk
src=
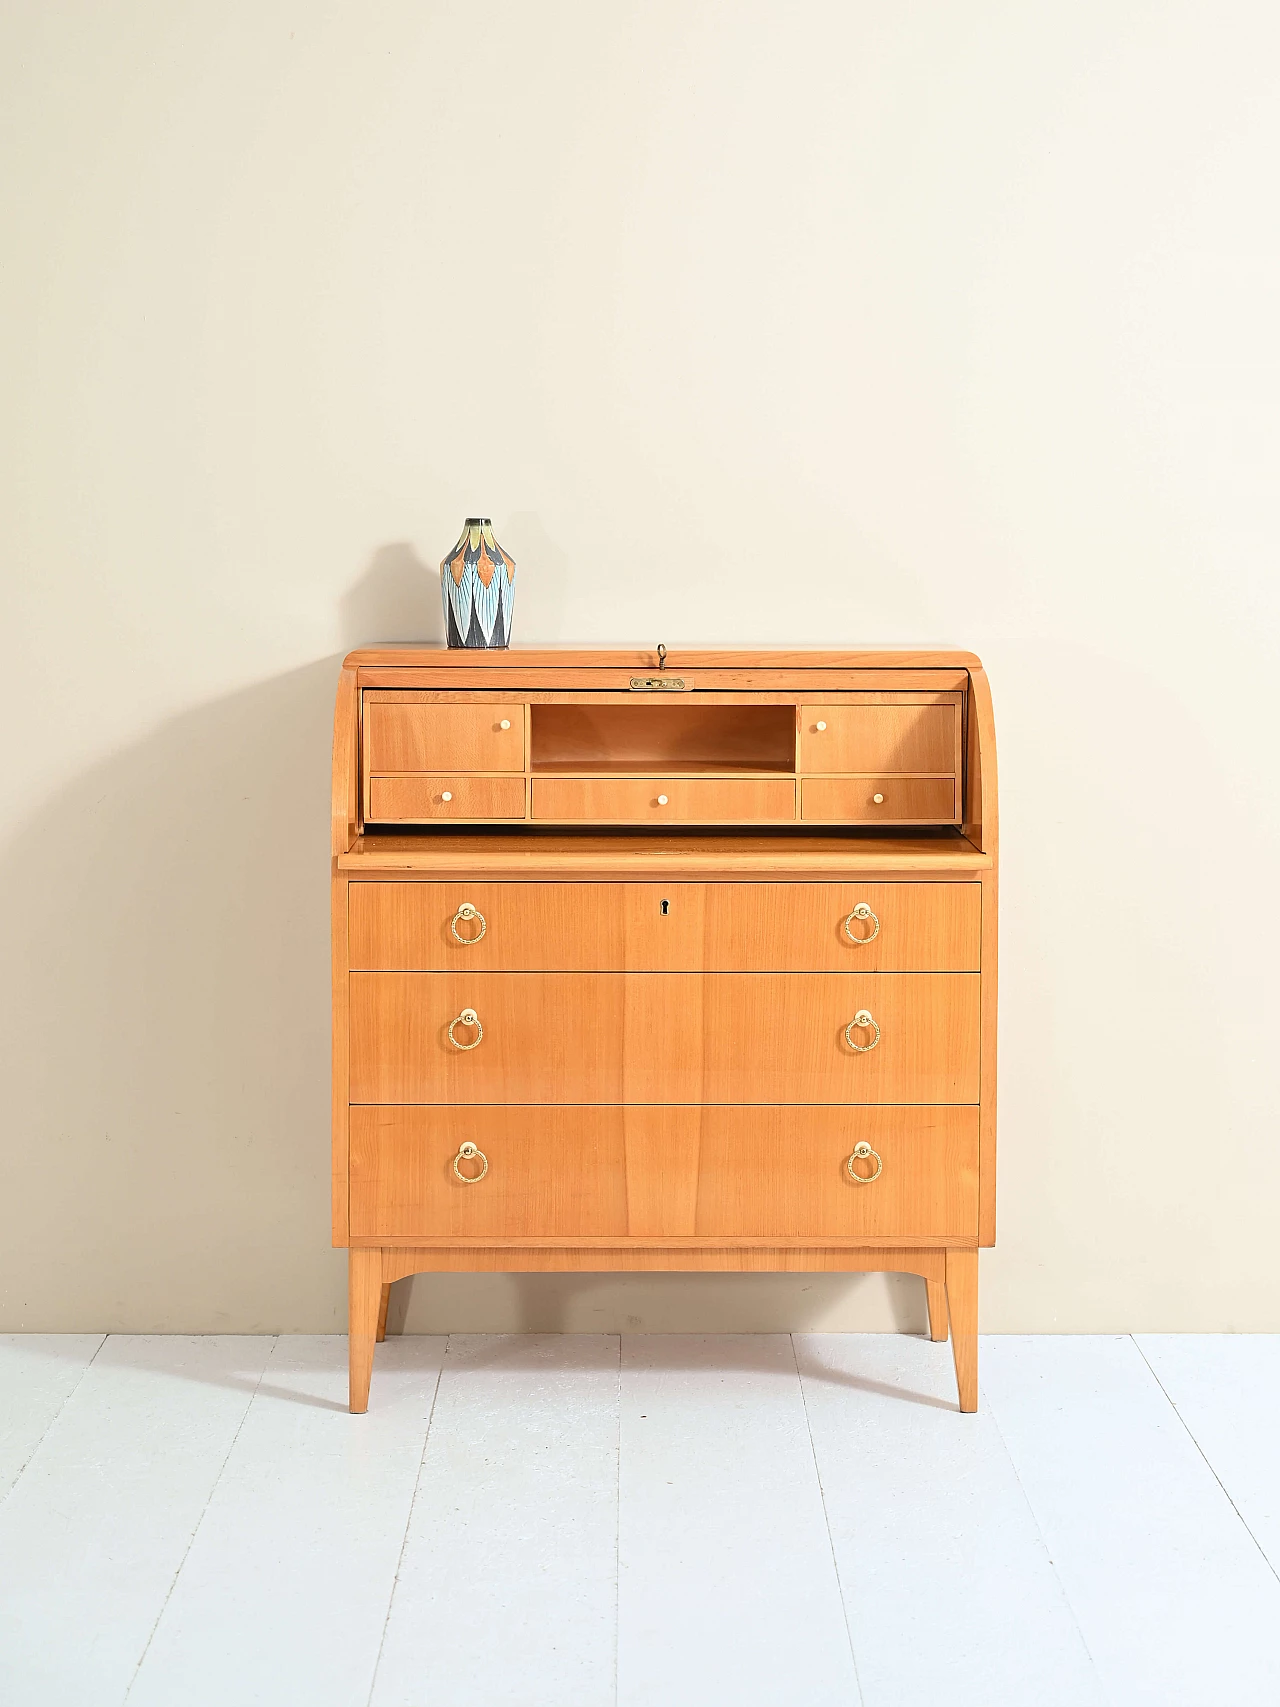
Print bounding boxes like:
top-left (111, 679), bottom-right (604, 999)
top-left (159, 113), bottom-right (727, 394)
top-left (332, 647), bottom-right (997, 1412)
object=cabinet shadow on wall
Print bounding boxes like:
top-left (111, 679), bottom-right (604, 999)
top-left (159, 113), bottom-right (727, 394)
top-left (0, 543), bottom-right (925, 1337)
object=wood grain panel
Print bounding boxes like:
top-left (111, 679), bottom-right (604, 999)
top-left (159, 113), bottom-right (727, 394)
top-left (364, 701), bottom-right (526, 772)
top-left (802, 777), bottom-right (956, 824)
top-left (348, 972), bottom-right (980, 1105)
top-left (691, 1107), bottom-right (978, 1240)
top-left (339, 833), bottom-right (992, 876)
top-left (349, 1106), bottom-right (630, 1239)
top-left (348, 1106), bottom-right (976, 1242)
top-left (368, 775), bottom-right (526, 821)
top-left (798, 703), bottom-right (959, 773)
top-left (531, 777), bottom-right (796, 823)
top-left (348, 881), bottom-right (981, 972)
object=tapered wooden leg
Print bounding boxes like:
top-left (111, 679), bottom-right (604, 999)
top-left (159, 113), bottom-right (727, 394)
top-left (349, 1248), bottom-right (382, 1414)
top-left (376, 1283), bottom-right (391, 1343)
top-left (944, 1248), bottom-right (978, 1413)
top-left (925, 1277), bottom-right (949, 1342)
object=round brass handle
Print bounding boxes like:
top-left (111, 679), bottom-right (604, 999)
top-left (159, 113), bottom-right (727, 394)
top-left (453, 1140), bottom-right (489, 1183)
top-left (450, 902), bottom-right (487, 945)
top-left (844, 1009), bottom-right (880, 1052)
top-left (843, 902), bottom-right (880, 945)
top-left (447, 1008), bottom-right (483, 1050)
top-left (441, 791), bottom-right (453, 802)
top-left (815, 720), bottom-right (827, 731)
top-left (845, 1141), bottom-right (883, 1184)
top-left (499, 719), bottom-right (511, 730)
top-left (872, 792), bottom-right (884, 804)
top-left (656, 794), bottom-right (669, 806)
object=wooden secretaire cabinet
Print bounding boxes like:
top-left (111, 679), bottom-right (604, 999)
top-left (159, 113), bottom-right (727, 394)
top-left (332, 648), bottom-right (997, 1412)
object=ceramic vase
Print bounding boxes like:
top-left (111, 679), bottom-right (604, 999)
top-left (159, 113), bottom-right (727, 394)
top-left (440, 517), bottom-right (516, 648)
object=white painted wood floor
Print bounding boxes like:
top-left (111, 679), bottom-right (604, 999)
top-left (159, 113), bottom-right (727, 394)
top-left (2, 1333), bottom-right (1278, 1706)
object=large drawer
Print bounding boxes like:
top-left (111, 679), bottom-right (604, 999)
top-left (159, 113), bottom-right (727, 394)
top-left (348, 1106), bottom-right (978, 1241)
top-left (348, 882), bottom-right (981, 972)
top-left (530, 777), bottom-right (796, 823)
top-left (348, 972), bottom-right (980, 1105)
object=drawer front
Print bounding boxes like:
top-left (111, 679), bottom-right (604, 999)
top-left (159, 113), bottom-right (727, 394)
top-left (691, 1107), bottom-right (978, 1239)
top-left (531, 777), bottom-right (796, 823)
top-left (799, 704), bottom-right (958, 774)
top-left (348, 971), bottom-right (980, 1104)
top-left (348, 1105), bottom-right (977, 1241)
top-left (349, 1106), bottom-right (629, 1238)
top-left (365, 701), bottom-right (526, 772)
top-left (802, 777), bottom-right (955, 824)
top-left (349, 882), bottom-right (981, 972)
top-left (368, 775), bottom-right (526, 821)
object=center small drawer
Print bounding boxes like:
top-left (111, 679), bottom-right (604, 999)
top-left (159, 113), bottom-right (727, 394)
top-left (531, 776), bottom-right (796, 823)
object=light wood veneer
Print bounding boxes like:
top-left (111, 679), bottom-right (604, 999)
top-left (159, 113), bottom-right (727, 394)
top-left (333, 646), bottom-right (997, 1414)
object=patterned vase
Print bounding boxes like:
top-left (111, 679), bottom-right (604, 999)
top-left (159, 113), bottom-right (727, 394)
top-left (440, 518), bottom-right (517, 648)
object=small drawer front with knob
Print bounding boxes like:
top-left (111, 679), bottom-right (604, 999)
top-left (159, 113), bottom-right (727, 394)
top-left (801, 777), bottom-right (956, 824)
top-left (366, 775), bottom-right (526, 821)
top-left (364, 700), bottom-right (526, 772)
top-left (530, 777), bottom-right (796, 823)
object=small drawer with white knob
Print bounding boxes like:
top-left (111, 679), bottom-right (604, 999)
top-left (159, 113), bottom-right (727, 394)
top-left (801, 776), bottom-right (957, 824)
top-left (363, 697), bottom-right (526, 772)
top-left (799, 702), bottom-right (961, 775)
top-left (367, 775), bottom-right (526, 821)
top-left (530, 777), bottom-right (796, 823)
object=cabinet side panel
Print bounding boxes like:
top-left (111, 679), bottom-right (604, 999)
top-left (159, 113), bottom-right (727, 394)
top-left (979, 872), bottom-right (998, 1245)
top-left (332, 874), bottom-right (350, 1245)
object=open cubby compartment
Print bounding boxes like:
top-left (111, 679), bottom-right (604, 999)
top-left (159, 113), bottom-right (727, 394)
top-left (529, 702), bottom-right (797, 775)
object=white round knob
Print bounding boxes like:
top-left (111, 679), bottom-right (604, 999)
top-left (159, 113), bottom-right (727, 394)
top-left (441, 791), bottom-right (453, 802)
top-left (656, 794), bottom-right (669, 806)
top-left (815, 720), bottom-right (827, 732)
top-left (872, 793), bottom-right (884, 804)
top-left (499, 719), bottom-right (511, 730)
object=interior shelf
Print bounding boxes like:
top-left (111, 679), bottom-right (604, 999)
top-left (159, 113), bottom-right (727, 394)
top-left (530, 702), bottom-right (796, 775)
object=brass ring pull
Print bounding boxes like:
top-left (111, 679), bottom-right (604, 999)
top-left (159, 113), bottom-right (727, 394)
top-left (447, 1007), bottom-right (483, 1050)
top-left (453, 1140), bottom-right (489, 1183)
top-left (844, 1009), bottom-right (880, 1052)
top-left (845, 1141), bottom-right (883, 1184)
top-left (450, 902), bottom-right (487, 945)
top-left (843, 902), bottom-right (880, 945)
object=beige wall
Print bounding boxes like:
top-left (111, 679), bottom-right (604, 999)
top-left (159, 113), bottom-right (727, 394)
top-left (3, 2), bottom-right (1278, 1334)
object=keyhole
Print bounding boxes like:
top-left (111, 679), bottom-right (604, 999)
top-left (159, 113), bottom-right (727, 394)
top-left (660, 899), bottom-right (670, 915)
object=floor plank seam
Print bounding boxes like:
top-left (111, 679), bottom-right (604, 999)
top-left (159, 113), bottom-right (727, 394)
top-left (613, 1334), bottom-right (622, 1707)
top-left (121, 1334), bottom-right (280, 1704)
top-left (0, 1332), bottom-right (107, 1516)
top-left (1130, 1335), bottom-right (1280, 1590)
top-left (981, 1356), bottom-right (1107, 1688)
top-left (364, 1332), bottom-right (448, 1707)
top-left (790, 1334), bottom-right (866, 1707)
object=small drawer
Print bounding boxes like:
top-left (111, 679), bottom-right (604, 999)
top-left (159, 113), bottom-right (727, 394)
top-left (691, 1107), bottom-right (979, 1240)
top-left (531, 777), bottom-right (796, 823)
top-left (364, 700), bottom-right (526, 772)
top-left (349, 1107), bottom-right (629, 1239)
top-left (367, 775), bottom-right (525, 821)
top-left (799, 704), bottom-right (958, 774)
top-left (802, 776), bottom-right (956, 824)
